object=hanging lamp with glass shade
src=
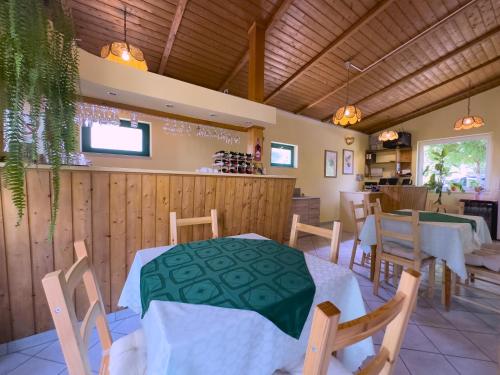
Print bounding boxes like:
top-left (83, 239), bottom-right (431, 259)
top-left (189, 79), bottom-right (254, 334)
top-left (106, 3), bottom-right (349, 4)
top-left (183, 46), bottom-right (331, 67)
top-left (454, 81), bottom-right (484, 130)
top-left (378, 130), bottom-right (399, 142)
top-left (333, 61), bottom-right (362, 126)
top-left (100, 6), bottom-right (148, 71)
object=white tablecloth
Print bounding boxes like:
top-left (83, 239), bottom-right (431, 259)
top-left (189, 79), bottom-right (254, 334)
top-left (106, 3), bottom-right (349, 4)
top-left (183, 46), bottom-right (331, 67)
top-left (359, 212), bottom-right (492, 278)
top-left (119, 233), bottom-right (374, 375)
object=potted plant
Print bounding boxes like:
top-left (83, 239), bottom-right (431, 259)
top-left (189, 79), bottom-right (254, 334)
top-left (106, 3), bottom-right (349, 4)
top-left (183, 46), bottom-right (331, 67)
top-left (0, 0), bottom-right (79, 233)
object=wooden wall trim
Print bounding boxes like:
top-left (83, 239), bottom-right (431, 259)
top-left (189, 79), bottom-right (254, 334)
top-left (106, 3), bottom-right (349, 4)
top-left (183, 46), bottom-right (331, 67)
top-left (0, 170), bottom-right (295, 343)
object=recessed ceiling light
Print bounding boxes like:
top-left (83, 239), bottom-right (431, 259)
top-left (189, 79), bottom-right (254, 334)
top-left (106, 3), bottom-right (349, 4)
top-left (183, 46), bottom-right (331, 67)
top-left (209, 113), bottom-right (216, 117)
top-left (107, 91), bottom-right (117, 96)
top-left (165, 103), bottom-right (174, 108)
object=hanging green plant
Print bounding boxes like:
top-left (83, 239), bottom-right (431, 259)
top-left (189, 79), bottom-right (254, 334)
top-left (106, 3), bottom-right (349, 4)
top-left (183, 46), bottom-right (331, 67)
top-left (0, 0), bottom-right (78, 234)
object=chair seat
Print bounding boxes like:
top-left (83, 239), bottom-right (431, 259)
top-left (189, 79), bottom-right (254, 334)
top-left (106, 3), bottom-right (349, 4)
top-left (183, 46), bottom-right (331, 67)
top-left (109, 329), bottom-right (147, 375)
top-left (465, 247), bottom-right (500, 272)
top-left (273, 356), bottom-right (352, 375)
top-left (383, 241), bottom-right (432, 261)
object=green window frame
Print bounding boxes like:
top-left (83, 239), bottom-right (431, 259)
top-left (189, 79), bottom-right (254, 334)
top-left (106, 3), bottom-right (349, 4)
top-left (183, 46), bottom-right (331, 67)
top-left (81, 119), bottom-right (150, 157)
top-left (271, 142), bottom-right (295, 168)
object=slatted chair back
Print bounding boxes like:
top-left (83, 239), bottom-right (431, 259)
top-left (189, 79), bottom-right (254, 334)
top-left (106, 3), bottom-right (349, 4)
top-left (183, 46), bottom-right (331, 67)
top-left (289, 214), bottom-right (342, 264)
top-left (42, 241), bottom-right (113, 375)
top-left (170, 208), bottom-right (219, 245)
top-left (364, 198), bottom-right (382, 216)
top-left (350, 201), bottom-right (367, 240)
top-left (375, 210), bottom-right (421, 266)
top-left (303, 269), bottom-right (421, 375)
top-left (428, 201), bottom-right (464, 215)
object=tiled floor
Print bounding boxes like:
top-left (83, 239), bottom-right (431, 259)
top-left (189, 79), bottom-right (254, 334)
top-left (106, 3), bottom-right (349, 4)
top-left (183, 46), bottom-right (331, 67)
top-left (1, 233), bottom-right (499, 375)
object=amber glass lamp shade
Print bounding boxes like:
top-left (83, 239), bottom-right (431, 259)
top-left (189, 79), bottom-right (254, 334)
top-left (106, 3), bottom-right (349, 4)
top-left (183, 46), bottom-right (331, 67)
top-left (101, 42), bottom-right (148, 71)
top-left (333, 105), bottom-right (362, 126)
top-left (454, 115), bottom-right (484, 131)
top-left (378, 130), bottom-right (399, 141)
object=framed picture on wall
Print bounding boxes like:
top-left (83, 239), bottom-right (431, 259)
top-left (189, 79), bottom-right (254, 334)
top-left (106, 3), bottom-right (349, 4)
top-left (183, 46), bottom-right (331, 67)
top-left (343, 149), bottom-right (354, 175)
top-left (324, 150), bottom-right (337, 178)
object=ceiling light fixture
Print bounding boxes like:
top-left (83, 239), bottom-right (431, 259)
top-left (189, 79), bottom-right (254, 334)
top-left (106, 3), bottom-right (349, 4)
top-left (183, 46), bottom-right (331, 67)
top-left (454, 81), bottom-right (484, 131)
top-left (333, 61), bottom-right (361, 126)
top-left (378, 130), bottom-right (399, 142)
top-left (100, 6), bottom-right (148, 71)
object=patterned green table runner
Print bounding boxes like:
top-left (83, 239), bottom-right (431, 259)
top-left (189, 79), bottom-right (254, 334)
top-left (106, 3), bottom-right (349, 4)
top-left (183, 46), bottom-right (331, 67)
top-left (140, 238), bottom-right (316, 339)
top-left (393, 210), bottom-right (477, 232)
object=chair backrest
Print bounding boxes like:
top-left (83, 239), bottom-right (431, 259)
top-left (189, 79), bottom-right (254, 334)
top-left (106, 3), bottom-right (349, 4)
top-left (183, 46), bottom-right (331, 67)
top-left (350, 200), bottom-right (367, 240)
top-left (42, 241), bottom-right (112, 375)
top-left (364, 198), bottom-right (382, 216)
top-left (374, 210), bottom-right (421, 263)
top-left (289, 214), bottom-right (342, 264)
top-left (169, 208), bottom-right (219, 245)
top-left (428, 201), bottom-right (464, 215)
top-left (303, 269), bottom-right (421, 375)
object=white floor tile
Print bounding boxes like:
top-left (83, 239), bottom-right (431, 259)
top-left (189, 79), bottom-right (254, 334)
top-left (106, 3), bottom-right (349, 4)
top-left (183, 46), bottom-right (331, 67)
top-left (400, 350), bottom-right (459, 375)
top-left (7, 357), bottom-right (65, 375)
top-left (0, 353), bottom-right (31, 374)
top-left (111, 316), bottom-right (141, 335)
top-left (438, 310), bottom-right (493, 333)
top-left (7, 330), bottom-right (58, 354)
top-left (446, 356), bottom-right (498, 375)
top-left (465, 332), bottom-right (500, 362)
top-left (419, 326), bottom-right (489, 360)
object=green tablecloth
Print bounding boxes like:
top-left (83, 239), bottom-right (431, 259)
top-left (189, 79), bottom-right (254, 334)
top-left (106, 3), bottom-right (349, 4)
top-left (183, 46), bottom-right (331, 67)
top-left (392, 210), bottom-right (477, 232)
top-left (140, 238), bottom-right (316, 339)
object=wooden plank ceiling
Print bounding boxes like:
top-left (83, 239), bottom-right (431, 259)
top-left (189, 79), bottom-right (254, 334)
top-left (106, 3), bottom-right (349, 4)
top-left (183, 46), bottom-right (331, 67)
top-left (70, 0), bottom-right (500, 134)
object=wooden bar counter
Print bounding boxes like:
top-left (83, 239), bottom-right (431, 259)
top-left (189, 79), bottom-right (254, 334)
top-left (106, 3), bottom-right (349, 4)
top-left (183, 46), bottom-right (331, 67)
top-left (0, 165), bottom-right (295, 343)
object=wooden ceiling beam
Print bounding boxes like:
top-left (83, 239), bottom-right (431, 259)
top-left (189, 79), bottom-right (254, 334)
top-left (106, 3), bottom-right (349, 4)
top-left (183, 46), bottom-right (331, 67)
top-left (263, 0), bottom-right (396, 104)
top-left (321, 25), bottom-right (500, 122)
top-left (365, 75), bottom-right (500, 134)
top-left (298, 0), bottom-right (480, 115)
top-left (217, 0), bottom-right (294, 91)
top-left (158, 0), bottom-right (189, 75)
top-left (359, 55), bottom-right (500, 128)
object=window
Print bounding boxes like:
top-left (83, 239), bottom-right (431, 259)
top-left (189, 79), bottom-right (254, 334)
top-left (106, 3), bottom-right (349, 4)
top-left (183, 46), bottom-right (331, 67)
top-left (271, 142), bottom-right (297, 168)
top-left (81, 119), bottom-right (150, 157)
top-left (417, 133), bottom-right (491, 192)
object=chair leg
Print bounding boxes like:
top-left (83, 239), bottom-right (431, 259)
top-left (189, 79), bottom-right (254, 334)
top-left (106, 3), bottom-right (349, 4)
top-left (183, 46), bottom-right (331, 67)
top-left (349, 240), bottom-right (358, 270)
top-left (384, 261), bottom-right (390, 283)
top-left (373, 256), bottom-right (382, 296)
top-left (428, 260), bottom-right (435, 299)
top-left (393, 264), bottom-right (401, 286)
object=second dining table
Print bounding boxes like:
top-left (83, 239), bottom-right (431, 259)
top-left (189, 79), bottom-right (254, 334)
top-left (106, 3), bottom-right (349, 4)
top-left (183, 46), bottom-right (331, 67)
top-left (118, 233), bottom-right (374, 375)
top-left (359, 210), bottom-right (493, 309)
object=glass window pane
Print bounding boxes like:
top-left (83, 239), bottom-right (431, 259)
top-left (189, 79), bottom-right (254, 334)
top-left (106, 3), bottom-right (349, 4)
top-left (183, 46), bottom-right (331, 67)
top-left (90, 125), bottom-right (143, 152)
top-left (271, 147), bottom-right (292, 165)
top-left (419, 137), bottom-right (488, 193)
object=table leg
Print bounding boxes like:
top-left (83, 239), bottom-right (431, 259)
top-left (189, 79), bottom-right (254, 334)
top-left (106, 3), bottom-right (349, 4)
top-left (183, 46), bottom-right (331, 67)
top-left (442, 262), bottom-right (452, 311)
top-left (370, 245), bottom-right (377, 281)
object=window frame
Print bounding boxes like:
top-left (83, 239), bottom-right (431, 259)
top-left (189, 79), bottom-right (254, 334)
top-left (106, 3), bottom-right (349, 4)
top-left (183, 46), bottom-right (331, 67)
top-left (416, 132), bottom-right (492, 191)
top-left (270, 142), bottom-right (297, 168)
top-left (81, 119), bottom-right (151, 157)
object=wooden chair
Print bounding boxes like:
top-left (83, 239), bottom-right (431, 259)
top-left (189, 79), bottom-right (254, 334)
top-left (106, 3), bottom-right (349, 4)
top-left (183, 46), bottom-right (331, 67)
top-left (373, 210), bottom-right (435, 298)
top-left (303, 269), bottom-right (421, 375)
top-left (289, 214), bottom-right (342, 264)
top-left (454, 242), bottom-right (500, 314)
top-left (169, 208), bottom-right (219, 245)
top-left (364, 198), bottom-right (382, 216)
top-left (349, 201), bottom-right (369, 270)
top-left (42, 241), bottom-right (146, 375)
top-left (427, 201), bottom-right (465, 215)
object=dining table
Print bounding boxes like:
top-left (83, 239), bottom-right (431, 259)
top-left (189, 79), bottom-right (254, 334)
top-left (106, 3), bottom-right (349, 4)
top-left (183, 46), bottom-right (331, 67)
top-left (359, 210), bottom-right (493, 310)
top-left (118, 233), bottom-right (374, 375)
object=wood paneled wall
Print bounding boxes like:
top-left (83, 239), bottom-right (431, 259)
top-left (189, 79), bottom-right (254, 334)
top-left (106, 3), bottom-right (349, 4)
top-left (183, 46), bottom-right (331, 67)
top-left (0, 168), bottom-right (295, 343)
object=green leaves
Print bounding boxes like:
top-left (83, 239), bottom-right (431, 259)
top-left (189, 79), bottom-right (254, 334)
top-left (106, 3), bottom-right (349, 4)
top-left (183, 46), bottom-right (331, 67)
top-left (0, 0), bottom-right (78, 233)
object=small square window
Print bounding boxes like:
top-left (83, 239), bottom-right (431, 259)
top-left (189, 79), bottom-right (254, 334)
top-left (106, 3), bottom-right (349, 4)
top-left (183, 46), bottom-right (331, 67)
top-left (81, 120), bottom-right (150, 157)
top-left (271, 142), bottom-right (297, 168)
